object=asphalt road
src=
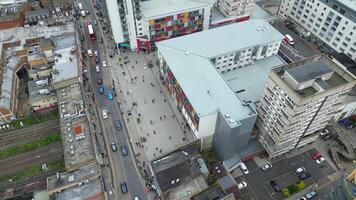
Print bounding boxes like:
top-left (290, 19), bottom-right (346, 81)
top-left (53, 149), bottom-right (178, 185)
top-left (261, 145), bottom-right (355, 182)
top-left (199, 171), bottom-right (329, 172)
top-left (79, 1), bottom-right (147, 199)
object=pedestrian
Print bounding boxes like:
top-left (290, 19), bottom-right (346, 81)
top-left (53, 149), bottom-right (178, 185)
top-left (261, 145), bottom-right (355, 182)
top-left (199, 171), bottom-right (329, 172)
top-left (156, 147), bottom-right (158, 150)
top-left (164, 115), bottom-right (166, 119)
top-left (169, 136), bottom-right (171, 139)
top-left (160, 116), bottom-right (162, 121)
top-left (172, 114), bottom-right (174, 118)
top-left (164, 99), bottom-right (166, 103)
top-left (160, 149), bottom-right (162, 153)
top-left (153, 130), bottom-right (156, 135)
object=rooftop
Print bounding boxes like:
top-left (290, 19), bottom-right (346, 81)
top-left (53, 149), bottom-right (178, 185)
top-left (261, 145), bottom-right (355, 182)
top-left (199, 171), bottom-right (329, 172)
top-left (191, 184), bottom-right (226, 200)
top-left (25, 8), bottom-right (49, 18)
top-left (156, 19), bottom-right (284, 58)
top-left (28, 79), bottom-right (56, 102)
top-left (223, 55), bottom-right (285, 110)
top-left (57, 84), bottom-right (95, 170)
top-left (47, 163), bottom-right (100, 193)
top-left (141, 0), bottom-right (214, 18)
top-left (152, 142), bottom-right (207, 193)
top-left (56, 178), bottom-right (104, 200)
top-left (285, 61), bottom-right (334, 84)
top-left (52, 46), bottom-right (78, 84)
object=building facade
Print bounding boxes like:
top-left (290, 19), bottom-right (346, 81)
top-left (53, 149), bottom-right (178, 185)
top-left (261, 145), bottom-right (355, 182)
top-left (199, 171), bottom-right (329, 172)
top-left (279, 0), bottom-right (356, 61)
top-left (107, 0), bottom-right (213, 52)
top-left (258, 55), bottom-right (355, 159)
top-left (215, 0), bottom-right (253, 18)
top-left (156, 19), bottom-right (283, 170)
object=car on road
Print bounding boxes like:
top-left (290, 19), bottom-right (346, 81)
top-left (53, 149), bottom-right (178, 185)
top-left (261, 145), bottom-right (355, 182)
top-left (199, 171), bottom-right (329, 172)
top-left (261, 163), bottom-right (272, 171)
top-left (320, 129), bottom-right (329, 136)
top-left (102, 60), bottom-right (107, 67)
top-left (269, 180), bottom-right (280, 192)
top-left (295, 167), bottom-right (306, 174)
top-left (297, 197), bottom-right (307, 200)
top-left (298, 172), bottom-right (310, 180)
top-left (87, 49), bottom-right (93, 57)
top-left (120, 182), bottom-right (128, 193)
top-left (305, 190), bottom-right (317, 199)
top-left (316, 157), bottom-right (325, 164)
top-left (102, 109), bottom-right (108, 119)
top-left (115, 120), bottom-right (122, 130)
top-left (94, 50), bottom-right (99, 57)
top-left (127, 109), bottom-right (132, 115)
top-left (97, 78), bottom-right (102, 85)
top-left (93, 20), bottom-right (98, 25)
top-left (99, 86), bottom-right (104, 94)
top-left (111, 143), bottom-right (117, 152)
top-left (121, 145), bottom-right (128, 156)
top-left (95, 57), bottom-right (99, 63)
top-left (85, 10), bottom-right (90, 15)
top-left (240, 162), bottom-right (249, 174)
top-left (311, 151), bottom-right (321, 160)
top-left (133, 196), bottom-right (139, 200)
top-left (96, 65), bottom-right (100, 72)
top-left (237, 181), bottom-right (247, 189)
top-left (322, 134), bottom-right (331, 141)
top-left (339, 118), bottom-right (354, 129)
top-left (107, 90), bottom-right (113, 100)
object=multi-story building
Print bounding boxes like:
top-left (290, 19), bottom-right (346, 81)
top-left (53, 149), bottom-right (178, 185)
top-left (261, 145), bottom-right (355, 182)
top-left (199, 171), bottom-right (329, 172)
top-left (278, 0), bottom-right (356, 61)
top-left (107, 0), bottom-right (214, 52)
top-left (215, 0), bottom-right (253, 18)
top-left (156, 19), bottom-right (283, 170)
top-left (258, 55), bottom-right (355, 159)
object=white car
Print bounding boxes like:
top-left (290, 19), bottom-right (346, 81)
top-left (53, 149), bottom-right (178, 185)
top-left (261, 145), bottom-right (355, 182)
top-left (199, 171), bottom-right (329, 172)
top-left (316, 157), bottom-right (325, 164)
top-left (295, 167), bottom-right (306, 174)
top-left (94, 50), bottom-right (99, 57)
top-left (320, 129), bottom-right (329, 136)
top-left (237, 181), bottom-right (247, 189)
top-left (87, 49), bottom-right (93, 57)
top-left (261, 164), bottom-right (272, 171)
top-left (102, 60), bottom-right (107, 67)
top-left (102, 109), bottom-right (108, 119)
top-left (96, 65), bottom-right (100, 72)
top-left (240, 162), bottom-right (249, 174)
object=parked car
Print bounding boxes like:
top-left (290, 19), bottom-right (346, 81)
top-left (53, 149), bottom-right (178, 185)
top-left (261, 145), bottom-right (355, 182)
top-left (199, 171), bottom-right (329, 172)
top-left (111, 143), bottom-right (117, 152)
top-left (305, 190), bottom-right (317, 199)
top-left (298, 197), bottom-right (307, 200)
top-left (127, 110), bottom-right (132, 115)
top-left (240, 162), bottom-right (249, 174)
top-left (102, 109), bottom-right (108, 119)
top-left (134, 196), bottom-right (139, 200)
top-left (120, 182), bottom-right (128, 193)
top-left (115, 120), bottom-right (122, 130)
top-left (316, 157), bottom-right (325, 164)
top-left (95, 57), bottom-right (99, 63)
top-left (121, 145), bottom-right (128, 156)
top-left (311, 151), bottom-right (321, 160)
top-left (102, 60), bottom-right (107, 67)
top-left (97, 78), bottom-right (103, 85)
top-left (295, 167), bottom-right (306, 174)
top-left (96, 65), bottom-right (100, 72)
top-left (298, 172), bottom-right (310, 180)
top-left (322, 134), bottom-right (331, 141)
top-left (237, 181), bottom-right (247, 189)
top-left (261, 164), bottom-right (272, 171)
top-left (99, 86), bottom-right (104, 94)
top-left (107, 90), bottom-right (113, 100)
top-left (338, 118), bottom-right (354, 129)
top-left (87, 49), bottom-right (93, 56)
top-left (320, 129), bottom-right (329, 136)
top-left (94, 50), bottom-right (99, 57)
top-left (269, 180), bottom-right (280, 192)
top-left (93, 20), bottom-right (98, 25)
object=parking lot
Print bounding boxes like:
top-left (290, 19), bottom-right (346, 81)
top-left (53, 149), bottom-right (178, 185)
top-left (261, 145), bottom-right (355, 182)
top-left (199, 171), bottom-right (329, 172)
top-left (238, 149), bottom-right (335, 200)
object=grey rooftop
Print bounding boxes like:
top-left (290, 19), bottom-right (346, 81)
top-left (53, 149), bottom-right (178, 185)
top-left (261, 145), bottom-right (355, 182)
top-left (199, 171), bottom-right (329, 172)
top-left (285, 61), bottom-right (334, 84)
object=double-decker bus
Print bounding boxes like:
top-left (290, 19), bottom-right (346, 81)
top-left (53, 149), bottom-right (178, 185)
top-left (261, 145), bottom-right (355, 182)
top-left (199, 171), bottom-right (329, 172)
top-left (87, 23), bottom-right (95, 40)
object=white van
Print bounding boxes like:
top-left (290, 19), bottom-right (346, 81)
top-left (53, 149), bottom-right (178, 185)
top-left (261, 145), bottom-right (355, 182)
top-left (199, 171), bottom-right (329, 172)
top-left (240, 162), bottom-right (249, 174)
top-left (284, 34), bottom-right (295, 45)
top-left (87, 49), bottom-right (93, 57)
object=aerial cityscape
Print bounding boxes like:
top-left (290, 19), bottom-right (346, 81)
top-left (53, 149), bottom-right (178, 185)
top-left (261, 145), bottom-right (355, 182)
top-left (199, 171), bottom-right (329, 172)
top-left (0, 0), bottom-right (355, 199)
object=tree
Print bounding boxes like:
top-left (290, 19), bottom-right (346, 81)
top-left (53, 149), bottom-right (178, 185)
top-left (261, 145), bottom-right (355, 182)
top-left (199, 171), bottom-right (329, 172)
top-left (282, 188), bottom-right (290, 197)
top-left (296, 181), bottom-right (305, 191)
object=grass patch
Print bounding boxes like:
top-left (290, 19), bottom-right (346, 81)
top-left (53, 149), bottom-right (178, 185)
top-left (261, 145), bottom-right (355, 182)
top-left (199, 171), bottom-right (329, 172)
top-left (10, 110), bottom-right (59, 129)
top-left (0, 160), bottom-right (64, 185)
top-left (0, 133), bottom-right (61, 158)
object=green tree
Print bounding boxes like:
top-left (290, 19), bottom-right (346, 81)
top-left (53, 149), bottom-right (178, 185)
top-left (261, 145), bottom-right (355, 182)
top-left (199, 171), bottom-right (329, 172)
top-left (282, 188), bottom-right (290, 197)
top-left (296, 181), bottom-right (305, 191)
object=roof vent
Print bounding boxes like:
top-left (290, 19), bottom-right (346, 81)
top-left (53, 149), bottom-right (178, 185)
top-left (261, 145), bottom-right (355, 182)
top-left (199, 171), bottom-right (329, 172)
top-left (225, 114), bottom-right (230, 118)
top-left (228, 119), bottom-right (235, 124)
top-left (257, 27), bottom-right (261, 31)
top-left (185, 52), bottom-right (190, 56)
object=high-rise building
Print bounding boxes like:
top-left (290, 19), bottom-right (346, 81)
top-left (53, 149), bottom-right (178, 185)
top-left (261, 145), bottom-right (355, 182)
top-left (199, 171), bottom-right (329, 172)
top-left (258, 55), bottom-right (355, 159)
top-left (278, 0), bottom-right (356, 61)
top-left (107, 0), bottom-right (214, 52)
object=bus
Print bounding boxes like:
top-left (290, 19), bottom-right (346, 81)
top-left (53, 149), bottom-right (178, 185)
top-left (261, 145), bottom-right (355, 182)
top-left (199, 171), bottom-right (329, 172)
top-left (284, 34), bottom-right (294, 45)
top-left (87, 23), bottom-right (95, 40)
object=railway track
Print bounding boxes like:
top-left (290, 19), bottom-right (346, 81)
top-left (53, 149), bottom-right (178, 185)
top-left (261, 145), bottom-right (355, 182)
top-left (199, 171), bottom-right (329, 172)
top-left (0, 142), bottom-right (64, 176)
top-left (0, 119), bottom-right (60, 149)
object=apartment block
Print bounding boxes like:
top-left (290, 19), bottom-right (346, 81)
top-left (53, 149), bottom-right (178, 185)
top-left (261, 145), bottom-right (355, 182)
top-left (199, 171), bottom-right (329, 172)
top-left (279, 0), bottom-right (356, 61)
top-left (258, 55), bottom-right (355, 159)
top-left (107, 0), bottom-right (213, 52)
top-left (156, 19), bottom-right (283, 170)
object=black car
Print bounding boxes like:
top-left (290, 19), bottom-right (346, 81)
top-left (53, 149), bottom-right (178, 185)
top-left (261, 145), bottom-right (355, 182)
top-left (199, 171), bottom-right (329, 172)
top-left (97, 78), bottom-right (102, 85)
top-left (298, 172), bottom-right (310, 180)
top-left (121, 145), bottom-right (128, 156)
top-left (95, 57), bottom-right (100, 63)
top-left (115, 120), bottom-right (122, 130)
top-left (322, 134), bottom-right (331, 141)
top-left (270, 180), bottom-right (280, 192)
top-left (120, 182), bottom-right (128, 194)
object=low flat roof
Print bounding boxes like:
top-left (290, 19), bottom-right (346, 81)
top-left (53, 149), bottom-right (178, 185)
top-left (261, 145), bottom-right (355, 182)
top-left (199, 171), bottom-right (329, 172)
top-left (156, 19), bottom-right (284, 58)
top-left (224, 55), bottom-right (285, 110)
top-left (141, 0), bottom-right (213, 18)
top-left (52, 47), bottom-right (78, 84)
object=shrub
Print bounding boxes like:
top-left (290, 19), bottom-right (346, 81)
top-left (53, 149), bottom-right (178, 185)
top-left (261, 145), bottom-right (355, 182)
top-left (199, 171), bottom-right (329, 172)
top-left (287, 184), bottom-right (298, 193)
top-left (282, 188), bottom-right (290, 197)
top-left (296, 181), bottom-right (305, 190)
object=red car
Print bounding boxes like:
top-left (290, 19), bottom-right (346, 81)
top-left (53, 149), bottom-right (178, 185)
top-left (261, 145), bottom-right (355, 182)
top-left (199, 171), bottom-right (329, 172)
top-left (312, 151), bottom-right (321, 160)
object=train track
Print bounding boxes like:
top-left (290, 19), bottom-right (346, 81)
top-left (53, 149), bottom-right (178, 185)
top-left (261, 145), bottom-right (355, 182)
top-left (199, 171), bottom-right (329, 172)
top-left (0, 169), bottom-right (61, 199)
top-left (0, 142), bottom-right (63, 176)
top-left (0, 119), bottom-right (60, 149)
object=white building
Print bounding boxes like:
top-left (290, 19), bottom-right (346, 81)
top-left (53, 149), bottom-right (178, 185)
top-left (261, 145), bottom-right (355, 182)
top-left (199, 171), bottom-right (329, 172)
top-left (215, 0), bottom-right (253, 18)
top-left (278, 0), bottom-right (356, 61)
top-left (107, 0), bottom-right (214, 52)
top-left (258, 55), bottom-right (355, 159)
top-left (156, 19), bottom-right (284, 170)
